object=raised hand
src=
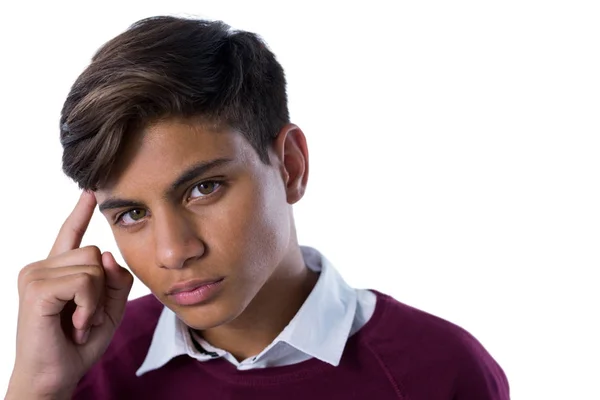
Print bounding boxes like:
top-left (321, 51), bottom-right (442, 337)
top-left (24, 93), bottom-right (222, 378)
top-left (7, 191), bottom-right (134, 400)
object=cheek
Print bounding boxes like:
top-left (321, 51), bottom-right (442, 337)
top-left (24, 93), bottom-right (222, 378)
top-left (113, 233), bottom-right (154, 285)
top-left (211, 175), bottom-right (290, 268)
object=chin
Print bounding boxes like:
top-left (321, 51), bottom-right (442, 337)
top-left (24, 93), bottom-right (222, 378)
top-left (172, 294), bottom-right (249, 331)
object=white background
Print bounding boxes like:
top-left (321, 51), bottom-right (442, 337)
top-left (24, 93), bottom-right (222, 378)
top-left (1, 1), bottom-right (598, 398)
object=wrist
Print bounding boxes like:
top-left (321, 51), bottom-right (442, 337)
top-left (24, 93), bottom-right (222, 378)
top-left (6, 374), bottom-right (75, 400)
top-left (6, 387), bottom-right (73, 400)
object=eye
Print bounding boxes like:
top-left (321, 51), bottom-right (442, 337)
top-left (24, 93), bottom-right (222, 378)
top-left (118, 209), bottom-right (147, 225)
top-left (189, 181), bottom-right (221, 199)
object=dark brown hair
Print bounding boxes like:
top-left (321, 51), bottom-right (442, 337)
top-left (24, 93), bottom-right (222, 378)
top-left (60, 16), bottom-right (289, 190)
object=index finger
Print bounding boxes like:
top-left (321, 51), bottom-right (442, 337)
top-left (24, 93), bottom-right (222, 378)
top-left (49, 191), bottom-right (97, 257)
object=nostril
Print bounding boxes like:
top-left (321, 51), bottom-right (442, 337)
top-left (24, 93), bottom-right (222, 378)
top-left (156, 240), bottom-right (206, 270)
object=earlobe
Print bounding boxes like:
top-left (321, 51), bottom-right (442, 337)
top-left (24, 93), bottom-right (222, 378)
top-left (274, 124), bottom-right (309, 204)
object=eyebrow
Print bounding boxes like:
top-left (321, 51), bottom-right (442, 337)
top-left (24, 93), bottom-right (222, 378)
top-left (98, 157), bottom-right (234, 213)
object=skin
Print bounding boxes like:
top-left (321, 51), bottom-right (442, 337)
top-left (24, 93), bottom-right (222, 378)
top-left (7, 193), bottom-right (134, 399)
top-left (96, 118), bottom-right (317, 358)
top-left (7, 118), bottom-right (317, 399)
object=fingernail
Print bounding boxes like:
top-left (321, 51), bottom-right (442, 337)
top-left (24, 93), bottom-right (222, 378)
top-left (82, 328), bottom-right (90, 344)
top-left (73, 329), bottom-right (86, 344)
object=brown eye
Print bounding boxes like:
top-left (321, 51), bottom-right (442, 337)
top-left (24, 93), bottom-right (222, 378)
top-left (190, 181), bottom-right (221, 198)
top-left (119, 209), bottom-right (147, 225)
top-left (129, 209), bottom-right (146, 220)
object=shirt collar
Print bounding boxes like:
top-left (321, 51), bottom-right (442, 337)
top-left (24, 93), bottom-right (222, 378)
top-left (273, 246), bottom-right (357, 366)
top-left (136, 246), bottom-right (357, 376)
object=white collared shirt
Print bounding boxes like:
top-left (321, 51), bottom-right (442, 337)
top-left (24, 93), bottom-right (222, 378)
top-left (136, 247), bottom-right (376, 375)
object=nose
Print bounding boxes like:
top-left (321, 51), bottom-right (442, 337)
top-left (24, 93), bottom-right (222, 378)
top-left (153, 208), bottom-right (205, 269)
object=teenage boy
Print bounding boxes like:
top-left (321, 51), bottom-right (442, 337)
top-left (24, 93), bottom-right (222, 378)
top-left (7, 16), bottom-right (509, 400)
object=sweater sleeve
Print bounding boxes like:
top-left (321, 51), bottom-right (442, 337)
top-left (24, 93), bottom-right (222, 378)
top-left (453, 331), bottom-right (510, 400)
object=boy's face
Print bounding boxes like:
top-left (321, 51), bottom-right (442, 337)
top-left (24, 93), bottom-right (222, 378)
top-left (94, 118), bottom-right (304, 330)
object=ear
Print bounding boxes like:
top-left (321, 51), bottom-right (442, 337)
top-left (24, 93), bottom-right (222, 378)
top-left (272, 124), bottom-right (309, 204)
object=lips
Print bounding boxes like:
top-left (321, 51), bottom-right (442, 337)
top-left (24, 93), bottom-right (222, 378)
top-left (166, 277), bottom-right (225, 295)
top-left (167, 277), bottom-right (225, 306)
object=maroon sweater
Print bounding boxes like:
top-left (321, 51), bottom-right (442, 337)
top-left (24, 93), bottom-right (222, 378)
top-left (74, 290), bottom-right (509, 399)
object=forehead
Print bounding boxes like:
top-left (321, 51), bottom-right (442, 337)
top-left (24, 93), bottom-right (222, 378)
top-left (97, 118), bottom-right (256, 196)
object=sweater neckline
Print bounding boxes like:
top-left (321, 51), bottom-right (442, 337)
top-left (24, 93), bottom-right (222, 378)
top-left (190, 290), bottom-right (390, 386)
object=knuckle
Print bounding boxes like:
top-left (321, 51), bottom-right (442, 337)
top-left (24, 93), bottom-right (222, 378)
top-left (22, 279), bottom-right (44, 301)
top-left (84, 263), bottom-right (105, 279)
top-left (80, 245), bottom-right (102, 263)
top-left (73, 274), bottom-right (101, 305)
top-left (18, 262), bottom-right (41, 284)
top-left (73, 272), bottom-right (102, 296)
top-left (64, 218), bottom-right (86, 239)
top-left (73, 272), bottom-right (95, 288)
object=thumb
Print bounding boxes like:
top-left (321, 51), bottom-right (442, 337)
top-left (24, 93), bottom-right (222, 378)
top-left (101, 251), bottom-right (134, 328)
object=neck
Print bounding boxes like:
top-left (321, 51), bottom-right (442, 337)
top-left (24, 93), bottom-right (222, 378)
top-left (198, 245), bottom-right (319, 361)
